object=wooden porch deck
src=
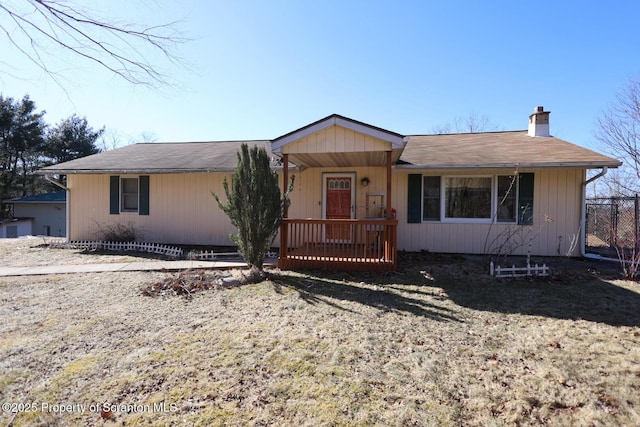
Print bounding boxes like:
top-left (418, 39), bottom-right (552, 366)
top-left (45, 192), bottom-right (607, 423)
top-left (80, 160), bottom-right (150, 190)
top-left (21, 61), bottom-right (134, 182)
top-left (278, 219), bottom-right (398, 271)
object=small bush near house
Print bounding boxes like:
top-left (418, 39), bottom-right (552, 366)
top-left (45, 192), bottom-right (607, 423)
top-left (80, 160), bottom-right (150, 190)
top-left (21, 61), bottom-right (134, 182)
top-left (96, 222), bottom-right (138, 242)
top-left (614, 242), bottom-right (640, 280)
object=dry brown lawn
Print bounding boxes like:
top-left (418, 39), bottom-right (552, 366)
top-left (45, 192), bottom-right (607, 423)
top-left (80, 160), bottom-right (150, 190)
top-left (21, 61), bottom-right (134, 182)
top-left (0, 239), bottom-right (639, 426)
top-left (0, 238), bottom-right (164, 267)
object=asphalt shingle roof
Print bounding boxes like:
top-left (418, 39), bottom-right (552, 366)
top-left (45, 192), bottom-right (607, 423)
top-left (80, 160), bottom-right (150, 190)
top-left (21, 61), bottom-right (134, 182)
top-left (400, 131), bottom-right (620, 169)
top-left (38, 129), bottom-right (620, 174)
top-left (39, 140), bottom-right (271, 174)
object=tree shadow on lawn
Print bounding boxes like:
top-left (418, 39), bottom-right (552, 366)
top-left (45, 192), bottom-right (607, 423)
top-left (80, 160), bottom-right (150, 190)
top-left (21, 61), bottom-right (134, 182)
top-left (404, 253), bottom-right (640, 328)
top-left (272, 253), bottom-right (640, 327)
top-left (271, 273), bottom-right (461, 322)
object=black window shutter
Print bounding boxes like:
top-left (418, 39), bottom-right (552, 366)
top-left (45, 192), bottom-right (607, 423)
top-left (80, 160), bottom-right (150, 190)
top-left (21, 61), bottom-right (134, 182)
top-left (407, 174), bottom-right (423, 223)
top-left (518, 173), bottom-right (534, 225)
top-left (109, 176), bottom-right (120, 215)
top-left (139, 175), bottom-right (150, 215)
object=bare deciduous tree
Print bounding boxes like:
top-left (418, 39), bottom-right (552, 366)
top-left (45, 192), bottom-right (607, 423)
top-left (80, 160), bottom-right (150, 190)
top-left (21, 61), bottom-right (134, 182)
top-left (595, 77), bottom-right (640, 195)
top-left (139, 131), bottom-right (159, 143)
top-left (431, 112), bottom-right (496, 134)
top-left (99, 129), bottom-right (128, 152)
top-left (0, 0), bottom-right (188, 87)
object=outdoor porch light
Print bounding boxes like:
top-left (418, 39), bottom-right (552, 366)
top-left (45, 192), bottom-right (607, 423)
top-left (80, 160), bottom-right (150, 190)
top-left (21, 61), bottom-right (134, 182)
top-left (361, 177), bottom-right (370, 186)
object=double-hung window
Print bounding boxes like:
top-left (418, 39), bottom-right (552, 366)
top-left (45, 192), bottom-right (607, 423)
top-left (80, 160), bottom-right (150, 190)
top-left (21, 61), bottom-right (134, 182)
top-left (109, 175), bottom-right (150, 215)
top-left (496, 175), bottom-right (517, 222)
top-left (422, 176), bottom-right (441, 221)
top-left (121, 178), bottom-right (139, 212)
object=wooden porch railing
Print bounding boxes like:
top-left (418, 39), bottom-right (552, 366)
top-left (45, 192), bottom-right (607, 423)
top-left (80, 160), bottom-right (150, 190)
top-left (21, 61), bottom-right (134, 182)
top-left (278, 218), bottom-right (398, 271)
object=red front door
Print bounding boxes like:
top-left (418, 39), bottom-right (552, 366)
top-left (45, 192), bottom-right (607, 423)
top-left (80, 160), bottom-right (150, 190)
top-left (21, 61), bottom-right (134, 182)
top-left (325, 176), bottom-right (352, 241)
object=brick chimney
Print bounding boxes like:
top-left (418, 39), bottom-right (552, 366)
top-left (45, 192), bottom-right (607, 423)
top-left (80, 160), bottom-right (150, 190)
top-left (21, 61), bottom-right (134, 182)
top-left (528, 106), bottom-right (550, 137)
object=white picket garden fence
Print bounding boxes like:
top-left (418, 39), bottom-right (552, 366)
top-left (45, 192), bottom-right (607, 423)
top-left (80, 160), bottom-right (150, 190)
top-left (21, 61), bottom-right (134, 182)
top-left (490, 261), bottom-right (549, 278)
top-left (186, 250), bottom-right (276, 260)
top-left (50, 240), bottom-right (183, 258)
top-left (187, 250), bottom-right (240, 260)
top-left (49, 241), bottom-right (277, 261)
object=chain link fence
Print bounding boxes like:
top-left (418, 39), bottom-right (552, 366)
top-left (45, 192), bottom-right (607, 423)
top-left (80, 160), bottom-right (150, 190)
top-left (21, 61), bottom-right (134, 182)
top-left (586, 195), bottom-right (640, 256)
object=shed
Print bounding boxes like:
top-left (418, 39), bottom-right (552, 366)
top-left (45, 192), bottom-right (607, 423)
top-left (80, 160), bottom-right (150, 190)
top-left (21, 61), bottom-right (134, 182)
top-left (0, 217), bottom-right (34, 238)
top-left (5, 191), bottom-right (66, 237)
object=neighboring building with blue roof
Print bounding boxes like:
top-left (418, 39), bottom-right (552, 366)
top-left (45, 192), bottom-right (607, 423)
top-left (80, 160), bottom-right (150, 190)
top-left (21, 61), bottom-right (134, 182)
top-left (5, 191), bottom-right (66, 237)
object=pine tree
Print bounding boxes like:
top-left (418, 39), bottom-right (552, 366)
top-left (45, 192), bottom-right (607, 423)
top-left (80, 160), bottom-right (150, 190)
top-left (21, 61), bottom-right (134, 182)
top-left (213, 143), bottom-right (293, 272)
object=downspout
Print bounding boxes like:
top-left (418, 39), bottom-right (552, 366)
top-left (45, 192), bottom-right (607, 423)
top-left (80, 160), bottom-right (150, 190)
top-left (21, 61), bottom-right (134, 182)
top-left (44, 174), bottom-right (70, 241)
top-left (580, 167), bottom-right (607, 258)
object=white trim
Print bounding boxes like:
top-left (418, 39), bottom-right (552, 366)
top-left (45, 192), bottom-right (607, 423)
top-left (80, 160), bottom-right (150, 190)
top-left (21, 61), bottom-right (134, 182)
top-left (441, 175), bottom-right (493, 223)
top-left (395, 161), bottom-right (621, 170)
top-left (272, 120), bottom-right (335, 152)
top-left (272, 116), bottom-right (405, 153)
top-left (495, 174), bottom-right (519, 224)
top-left (441, 219), bottom-right (494, 224)
top-left (65, 189), bottom-right (70, 240)
top-left (333, 117), bottom-right (405, 148)
top-left (120, 177), bottom-right (140, 213)
top-left (420, 174), bottom-right (522, 224)
top-left (421, 175), bottom-right (441, 222)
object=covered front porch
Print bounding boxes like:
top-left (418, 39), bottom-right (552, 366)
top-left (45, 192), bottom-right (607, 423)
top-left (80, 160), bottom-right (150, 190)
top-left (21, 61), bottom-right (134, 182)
top-left (272, 115), bottom-right (404, 271)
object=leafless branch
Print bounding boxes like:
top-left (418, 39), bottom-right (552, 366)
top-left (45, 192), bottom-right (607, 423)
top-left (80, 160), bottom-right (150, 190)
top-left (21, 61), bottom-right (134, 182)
top-left (595, 76), bottom-right (640, 194)
top-left (0, 0), bottom-right (189, 87)
top-left (431, 112), bottom-right (497, 134)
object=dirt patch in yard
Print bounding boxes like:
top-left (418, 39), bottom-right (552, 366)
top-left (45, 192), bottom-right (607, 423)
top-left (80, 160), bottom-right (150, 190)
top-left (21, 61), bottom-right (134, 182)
top-left (141, 269), bottom-right (251, 298)
top-left (0, 240), bottom-right (639, 426)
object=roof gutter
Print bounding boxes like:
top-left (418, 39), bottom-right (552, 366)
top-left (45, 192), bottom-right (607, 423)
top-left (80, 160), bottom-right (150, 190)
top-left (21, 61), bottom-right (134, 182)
top-left (394, 162), bottom-right (622, 170)
top-left (580, 167), bottom-right (608, 258)
top-left (37, 165), bottom-right (296, 175)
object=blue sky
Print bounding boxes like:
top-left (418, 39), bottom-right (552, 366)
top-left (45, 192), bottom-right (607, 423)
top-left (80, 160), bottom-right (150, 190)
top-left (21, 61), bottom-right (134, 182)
top-left (1, 0), bottom-right (638, 153)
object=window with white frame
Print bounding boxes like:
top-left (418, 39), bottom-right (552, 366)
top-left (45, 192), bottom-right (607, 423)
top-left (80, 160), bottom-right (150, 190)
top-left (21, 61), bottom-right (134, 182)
top-left (120, 177), bottom-right (139, 212)
top-left (410, 174), bottom-right (533, 224)
top-left (422, 176), bottom-right (441, 221)
top-left (496, 175), bottom-right (517, 222)
top-left (444, 176), bottom-right (492, 219)
top-left (109, 175), bottom-right (150, 216)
